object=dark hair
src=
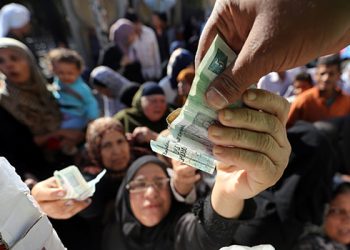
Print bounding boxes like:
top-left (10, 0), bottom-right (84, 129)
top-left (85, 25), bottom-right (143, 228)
top-left (124, 8), bottom-right (139, 23)
top-left (48, 48), bottom-right (84, 71)
top-left (294, 72), bottom-right (313, 85)
top-left (153, 11), bottom-right (168, 23)
top-left (332, 182), bottom-right (350, 199)
top-left (316, 54), bottom-right (341, 71)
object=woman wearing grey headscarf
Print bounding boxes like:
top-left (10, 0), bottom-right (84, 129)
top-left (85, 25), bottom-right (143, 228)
top-left (90, 66), bottom-right (139, 116)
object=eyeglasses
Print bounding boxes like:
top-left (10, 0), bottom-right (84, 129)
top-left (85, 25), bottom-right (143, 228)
top-left (126, 178), bottom-right (170, 193)
top-left (327, 207), bottom-right (350, 218)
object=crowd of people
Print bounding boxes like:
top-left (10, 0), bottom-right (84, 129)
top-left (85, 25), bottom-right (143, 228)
top-left (1, 1), bottom-right (350, 249)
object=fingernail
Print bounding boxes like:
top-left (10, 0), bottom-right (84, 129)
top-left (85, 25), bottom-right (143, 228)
top-left (64, 200), bottom-right (74, 206)
top-left (206, 87), bottom-right (229, 109)
top-left (210, 126), bottom-right (222, 137)
top-left (223, 109), bottom-right (233, 121)
top-left (245, 90), bottom-right (256, 101)
top-left (213, 146), bottom-right (224, 155)
top-left (57, 190), bottom-right (65, 197)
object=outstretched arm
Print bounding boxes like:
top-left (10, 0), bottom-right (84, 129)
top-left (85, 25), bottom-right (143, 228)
top-left (196, 0), bottom-right (350, 109)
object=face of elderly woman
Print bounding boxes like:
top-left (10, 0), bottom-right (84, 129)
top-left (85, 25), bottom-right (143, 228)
top-left (129, 163), bottom-right (171, 227)
top-left (0, 48), bottom-right (30, 84)
top-left (141, 94), bottom-right (167, 122)
top-left (100, 129), bottom-right (131, 171)
top-left (324, 191), bottom-right (350, 245)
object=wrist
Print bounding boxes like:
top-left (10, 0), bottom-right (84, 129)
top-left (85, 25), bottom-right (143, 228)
top-left (174, 182), bottom-right (193, 196)
top-left (211, 182), bottom-right (244, 219)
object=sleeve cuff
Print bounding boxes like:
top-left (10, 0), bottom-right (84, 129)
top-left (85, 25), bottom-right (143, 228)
top-left (194, 195), bottom-right (257, 243)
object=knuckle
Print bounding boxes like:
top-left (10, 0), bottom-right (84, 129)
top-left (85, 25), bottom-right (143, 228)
top-left (234, 148), bottom-right (244, 163)
top-left (282, 98), bottom-right (291, 112)
top-left (255, 89), bottom-right (273, 104)
top-left (257, 134), bottom-right (275, 152)
top-left (266, 116), bottom-right (281, 135)
top-left (219, 71), bottom-right (241, 97)
top-left (253, 153), bottom-right (268, 168)
top-left (243, 110), bottom-right (257, 125)
top-left (231, 128), bottom-right (243, 144)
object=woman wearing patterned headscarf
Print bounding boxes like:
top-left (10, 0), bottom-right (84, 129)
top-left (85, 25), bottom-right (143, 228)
top-left (0, 38), bottom-right (61, 136)
top-left (0, 38), bottom-right (62, 179)
top-left (80, 117), bottom-right (150, 248)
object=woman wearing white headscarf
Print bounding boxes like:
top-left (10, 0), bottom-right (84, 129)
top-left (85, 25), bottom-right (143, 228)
top-left (0, 3), bottom-right (31, 38)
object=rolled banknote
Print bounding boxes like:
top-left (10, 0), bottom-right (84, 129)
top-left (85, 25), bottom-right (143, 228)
top-left (151, 35), bottom-right (253, 174)
top-left (54, 165), bottom-right (106, 200)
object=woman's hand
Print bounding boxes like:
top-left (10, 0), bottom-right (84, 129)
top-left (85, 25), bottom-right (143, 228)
top-left (132, 126), bottom-right (158, 144)
top-left (31, 177), bottom-right (91, 219)
top-left (197, 0), bottom-right (350, 109)
top-left (209, 89), bottom-right (291, 218)
top-left (171, 159), bottom-right (201, 196)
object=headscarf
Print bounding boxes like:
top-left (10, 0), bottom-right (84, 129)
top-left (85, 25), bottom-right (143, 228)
top-left (141, 81), bottom-right (165, 96)
top-left (114, 82), bottom-right (170, 133)
top-left (102, 155), bottom-right (189, 250)
top-left (0, 38), bottom-right (61, 135)
top-left (0, 3), bottom-right (30, 37)
top-left (109, 18), bottom-right (135, 55)
top-left (90, 66), bottom-right (138, 100)
top-left (86, 117), bottom-right (126, 168)
top-left (166, 48), bottom-right (194, 89)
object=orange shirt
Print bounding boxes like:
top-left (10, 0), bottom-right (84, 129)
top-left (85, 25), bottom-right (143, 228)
top-left (287, 87), bottom-right (350, 128)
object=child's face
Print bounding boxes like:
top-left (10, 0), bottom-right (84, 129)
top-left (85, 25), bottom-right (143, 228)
top-left (293, 80), bottom-right (312, 95)
top-left (324, 192), bottom-right (350, 245)
top-left (53, 62), bottom-right (81, 84)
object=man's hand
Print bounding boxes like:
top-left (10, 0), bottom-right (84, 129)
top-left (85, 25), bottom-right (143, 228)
top-left (209, 89), bottom-right (291, 218)
top-left (197, 0), bottom-right (350, 109)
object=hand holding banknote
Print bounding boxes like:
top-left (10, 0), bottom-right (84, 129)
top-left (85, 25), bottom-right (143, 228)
top-left (197, 0), bottom-right (350, 109)
top-left (54, 165), bottom-right (106, 201)
top-left (209, 89), bottom-right (291, 218)
top-left (31, 177), bottom-right (91, 219)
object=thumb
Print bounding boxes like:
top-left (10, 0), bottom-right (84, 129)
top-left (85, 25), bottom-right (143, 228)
top-left (205, 19), bottom-right (272, 109)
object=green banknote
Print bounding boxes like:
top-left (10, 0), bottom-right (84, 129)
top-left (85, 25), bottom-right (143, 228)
top-left (54, 165), bottom-right (106, 200)
top-left (151, 35), bottom-right (241, 174)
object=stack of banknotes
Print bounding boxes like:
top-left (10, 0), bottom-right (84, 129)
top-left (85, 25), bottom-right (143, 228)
top-left (54, 165), bottom-right (106, 200)
top-left (151, 35), bottom-right (246, 174)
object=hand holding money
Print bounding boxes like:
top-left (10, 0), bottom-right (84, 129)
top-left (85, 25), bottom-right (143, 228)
top-left (31, 177), bottom-right (91, 219)
top-left (54, 165), bottom-right (106, 201)
top-left (196, 0), bottom-right (350, 109)
top-left (151, 35), bottom-right (246, 174)
top-left (210, 89), bottom-right (291, 218)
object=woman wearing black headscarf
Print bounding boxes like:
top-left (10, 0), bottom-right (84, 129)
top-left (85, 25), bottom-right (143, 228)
top-left (101, 155), bottom-right (257, 250)
top-left (102, 155), bottom-right (190, 250)
top-left (103, 89), bottom-right (292, 250)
